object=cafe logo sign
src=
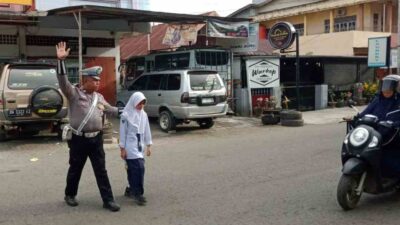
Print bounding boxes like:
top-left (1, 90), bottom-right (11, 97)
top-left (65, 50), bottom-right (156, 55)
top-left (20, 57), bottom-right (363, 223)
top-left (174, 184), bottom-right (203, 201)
top-left (268, 22), bottom-right (296, 50)
top-left (248, 60), bottom-right (279, 88)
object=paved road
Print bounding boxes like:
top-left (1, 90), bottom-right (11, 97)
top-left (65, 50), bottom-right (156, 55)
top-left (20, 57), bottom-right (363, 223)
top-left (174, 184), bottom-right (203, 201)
top-left (1, 116), bottom-right (400, 225)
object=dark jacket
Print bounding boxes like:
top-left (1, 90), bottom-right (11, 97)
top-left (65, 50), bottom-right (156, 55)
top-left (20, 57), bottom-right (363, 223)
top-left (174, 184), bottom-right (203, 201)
top-left (359, 93), bottom-right (400, 124)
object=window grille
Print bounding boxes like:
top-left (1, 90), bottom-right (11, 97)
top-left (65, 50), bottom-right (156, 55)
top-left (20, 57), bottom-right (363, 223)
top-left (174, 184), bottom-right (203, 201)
top-left (0, 35), bottom-right (17, 44)
top-left (334, 16), bottom-right (356, 32)
top-left (294, 24), bottom-right (304, 36)
top-left (26, 36), bottom-right (114, 47)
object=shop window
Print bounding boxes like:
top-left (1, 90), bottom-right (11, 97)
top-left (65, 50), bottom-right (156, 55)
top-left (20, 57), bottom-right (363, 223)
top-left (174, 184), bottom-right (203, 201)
top-left (294, 24), bottom-right (304, 36)
top-left (154, 53), bottom-right (190, 70)
top-left (0, 35), bottom-right (17, 44)
top-left (373, 13), bottom-right (379, 31)
top-left (26, 36), bottom-right (114, 48)
top-left (334, 16), bottom-right (356, 32)
top-left (324, 20), bottom-right (330, 33)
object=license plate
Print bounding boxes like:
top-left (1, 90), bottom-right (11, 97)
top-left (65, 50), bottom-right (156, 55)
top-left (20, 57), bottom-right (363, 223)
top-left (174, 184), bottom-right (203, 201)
top-left (202, 98), bottom-right (214, 104)
top-left (8, 108), bottom-right (32, 117)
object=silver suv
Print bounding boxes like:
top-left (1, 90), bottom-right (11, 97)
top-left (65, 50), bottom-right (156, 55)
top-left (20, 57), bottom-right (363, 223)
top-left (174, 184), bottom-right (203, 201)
top-left (117, 69), bottom-right (228, 132)
top-left (0, 63), bottom-right (68, 141)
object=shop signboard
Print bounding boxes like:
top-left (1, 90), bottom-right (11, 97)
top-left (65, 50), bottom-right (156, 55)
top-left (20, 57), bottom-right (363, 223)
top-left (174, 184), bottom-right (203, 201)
top-left (368, 36), bottom-right (390, 67)
top-left (216, 23), bottom-right (258, 52)
top-left (245, 57), bottom-right (280, 116)
top-left (207, 20), bottom-right (249, 38)
top-left (162, 24), bottom-right (198, 47)
top-left (246, 58), bottom-right (280, 88)
top-left (268, 22), bottom-right (296, 50)
top-left (0, 0), bottom-right (32, 5)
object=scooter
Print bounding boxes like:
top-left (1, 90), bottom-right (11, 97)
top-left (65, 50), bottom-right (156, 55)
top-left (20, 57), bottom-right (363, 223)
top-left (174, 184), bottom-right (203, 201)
top-left (337, 103), bottom-right (400, 210)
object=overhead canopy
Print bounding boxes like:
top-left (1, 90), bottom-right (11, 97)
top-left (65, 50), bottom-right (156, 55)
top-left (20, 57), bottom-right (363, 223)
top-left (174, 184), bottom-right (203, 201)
top-left (47, 5), bottom-right (251, 23)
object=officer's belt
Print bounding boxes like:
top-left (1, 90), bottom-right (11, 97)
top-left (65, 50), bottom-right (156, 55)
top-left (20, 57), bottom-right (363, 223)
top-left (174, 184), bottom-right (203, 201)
top-left (71, 128), bottom-right (100, 138)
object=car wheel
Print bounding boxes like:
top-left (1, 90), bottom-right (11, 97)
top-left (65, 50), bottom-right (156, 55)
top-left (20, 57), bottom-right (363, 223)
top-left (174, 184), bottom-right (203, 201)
top-left (30, 86), bottom-right (63, 117)
top-left (159, 110), bottom-right (176, 132)
top-left (197, 118), bottom-right (214, 129)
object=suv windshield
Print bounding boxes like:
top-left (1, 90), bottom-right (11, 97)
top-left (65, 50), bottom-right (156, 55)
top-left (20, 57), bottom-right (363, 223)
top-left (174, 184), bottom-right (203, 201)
top-left (8, 68), bottom-right (59, 90)
top-left (189, 72), bottom-right (222, 91)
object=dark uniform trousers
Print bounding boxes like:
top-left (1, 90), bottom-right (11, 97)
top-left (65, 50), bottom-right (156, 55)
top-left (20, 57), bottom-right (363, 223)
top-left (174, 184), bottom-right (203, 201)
top-left (126, 158), bottom-right (145, 196)
top-left (65, 132), bottom-right (114, 202)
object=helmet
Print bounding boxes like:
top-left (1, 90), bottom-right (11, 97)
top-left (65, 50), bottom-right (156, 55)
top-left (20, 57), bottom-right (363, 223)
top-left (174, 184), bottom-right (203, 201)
top-left (380, 75), bottom-right (400, 93)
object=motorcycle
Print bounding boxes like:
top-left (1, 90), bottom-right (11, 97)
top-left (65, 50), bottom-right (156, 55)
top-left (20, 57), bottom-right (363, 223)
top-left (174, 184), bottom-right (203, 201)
top-left (337, 103), bottom-right (400, 210)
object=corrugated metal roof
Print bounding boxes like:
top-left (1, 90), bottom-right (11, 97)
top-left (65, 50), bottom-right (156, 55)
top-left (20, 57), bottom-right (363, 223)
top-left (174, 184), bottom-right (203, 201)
top-left (47, 5), bottom-right (251, 23)
top-left (120, 11), bottom-right (221, 61)
top-left (120, 23), bottom-right (170, 60)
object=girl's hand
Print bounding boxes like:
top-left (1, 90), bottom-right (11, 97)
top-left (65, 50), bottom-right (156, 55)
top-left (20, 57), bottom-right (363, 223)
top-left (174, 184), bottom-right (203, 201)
top-left (120, 148), bottom-right (127, 159)
top-left (146, 147), bottom-right (151, 157)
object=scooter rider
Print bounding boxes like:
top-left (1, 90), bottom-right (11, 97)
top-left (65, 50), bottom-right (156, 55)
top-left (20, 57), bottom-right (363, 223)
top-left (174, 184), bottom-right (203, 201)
top-left (357, 75), bottom-right (400, 175)
top-left (358, 75), bottom-right (400, 122)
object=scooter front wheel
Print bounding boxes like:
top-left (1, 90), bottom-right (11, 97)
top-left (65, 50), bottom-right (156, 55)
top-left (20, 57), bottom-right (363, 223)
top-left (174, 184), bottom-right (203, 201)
top-left (337, 174), bottom-right (362, 210)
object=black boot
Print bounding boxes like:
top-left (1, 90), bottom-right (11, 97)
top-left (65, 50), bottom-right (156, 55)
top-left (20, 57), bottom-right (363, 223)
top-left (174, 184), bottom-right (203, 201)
top-left (103, 200), bottom-right (120, 212)
top-left (64, 196), bottom-right (78, 207)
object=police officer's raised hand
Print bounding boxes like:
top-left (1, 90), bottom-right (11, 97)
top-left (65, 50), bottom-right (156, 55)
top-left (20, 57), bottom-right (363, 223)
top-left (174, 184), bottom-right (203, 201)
top-left (56, 42), bottom-right (70, 60)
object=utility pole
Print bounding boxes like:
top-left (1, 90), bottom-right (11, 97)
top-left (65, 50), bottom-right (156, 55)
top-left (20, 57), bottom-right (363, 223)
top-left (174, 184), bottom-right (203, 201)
top-left (398, 0), bottom-right (400, 70)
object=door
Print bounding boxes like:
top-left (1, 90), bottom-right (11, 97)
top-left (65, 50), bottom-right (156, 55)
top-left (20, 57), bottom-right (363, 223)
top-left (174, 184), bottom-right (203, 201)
top-left (85, 57), bottom-right (116, 105)
top-left (145, 74), bottom-right (164, 117)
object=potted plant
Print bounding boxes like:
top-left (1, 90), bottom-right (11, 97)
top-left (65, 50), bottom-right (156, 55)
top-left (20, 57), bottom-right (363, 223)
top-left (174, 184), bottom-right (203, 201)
top-left (336, 92), bottom-right (348, 107)
top-left (328, 85), bottom-right (337, 108)
top-left (363, 81), bottom-right (378, 103)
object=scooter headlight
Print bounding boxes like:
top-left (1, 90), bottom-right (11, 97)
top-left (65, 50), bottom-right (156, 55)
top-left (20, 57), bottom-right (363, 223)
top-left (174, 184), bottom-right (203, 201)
top-left (349, 127), bottom-right (369, 147)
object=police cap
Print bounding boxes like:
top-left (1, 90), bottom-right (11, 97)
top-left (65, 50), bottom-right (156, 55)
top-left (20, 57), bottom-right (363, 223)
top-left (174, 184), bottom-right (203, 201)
top-left (81, 66), bottom-right (102, 80)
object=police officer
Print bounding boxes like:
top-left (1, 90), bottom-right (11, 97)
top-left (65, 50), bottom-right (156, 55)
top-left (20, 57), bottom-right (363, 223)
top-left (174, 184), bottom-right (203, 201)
top-left (56, 42), bottom-right (120, 212)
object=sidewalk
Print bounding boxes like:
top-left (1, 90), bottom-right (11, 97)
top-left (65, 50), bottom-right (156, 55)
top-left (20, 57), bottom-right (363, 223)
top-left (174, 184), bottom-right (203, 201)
top-left (302, 105), bottom-right (366, 125)
top-left (107, 106), bottom-right (366, 141)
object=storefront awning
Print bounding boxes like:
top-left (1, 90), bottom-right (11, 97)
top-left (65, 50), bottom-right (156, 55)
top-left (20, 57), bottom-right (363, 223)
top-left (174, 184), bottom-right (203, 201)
top-left (47, 5), bottom-right (251, 24)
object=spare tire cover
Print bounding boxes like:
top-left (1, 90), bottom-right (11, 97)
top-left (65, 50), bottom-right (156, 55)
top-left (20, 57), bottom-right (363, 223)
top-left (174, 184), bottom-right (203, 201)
top-left (30, 86), bottom-right (63, 117)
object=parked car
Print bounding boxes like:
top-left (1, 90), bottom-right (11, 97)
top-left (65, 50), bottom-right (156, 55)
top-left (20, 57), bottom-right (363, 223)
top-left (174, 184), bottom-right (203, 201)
top-left (0, 63), bottom-right (68, 141)
top-left (117, 69), bottom-right (228, 132)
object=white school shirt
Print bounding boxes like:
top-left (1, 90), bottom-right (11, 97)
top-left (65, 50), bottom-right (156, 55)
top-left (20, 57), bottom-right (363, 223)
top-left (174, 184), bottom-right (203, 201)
top-left (119, 114), bottom-right (152, 159)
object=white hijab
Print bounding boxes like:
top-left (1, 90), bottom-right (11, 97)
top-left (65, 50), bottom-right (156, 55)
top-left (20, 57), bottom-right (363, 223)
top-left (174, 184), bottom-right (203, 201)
top-left (121, 92), bottom-right (147, 134)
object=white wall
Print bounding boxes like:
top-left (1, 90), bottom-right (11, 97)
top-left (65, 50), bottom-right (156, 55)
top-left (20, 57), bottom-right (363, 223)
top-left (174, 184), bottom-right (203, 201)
top-left (35, 0), bottom-right (149, 10)
top-left (35, 0), bottom-right (69, 11)
top-left (0, 25), bottom-right (19, 59)
top-left (23, 27), bottom-right (117, 57)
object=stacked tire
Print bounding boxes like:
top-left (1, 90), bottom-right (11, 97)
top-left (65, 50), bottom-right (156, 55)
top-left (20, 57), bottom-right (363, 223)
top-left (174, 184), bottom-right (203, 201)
top-left (280, 110), bottom-right (304, 127)
top-left (103, 120), bottom-right (114, 143)
top-left (261, 113), bottom-right (280, 125)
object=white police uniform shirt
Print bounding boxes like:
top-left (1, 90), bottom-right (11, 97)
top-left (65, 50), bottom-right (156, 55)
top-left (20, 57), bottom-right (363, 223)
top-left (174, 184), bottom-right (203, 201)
top-left (119, 115), bottom-right (152, 159)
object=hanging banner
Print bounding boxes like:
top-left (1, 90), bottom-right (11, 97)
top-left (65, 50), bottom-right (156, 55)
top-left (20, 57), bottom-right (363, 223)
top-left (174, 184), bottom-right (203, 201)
top-left (207, 20), bottom-right (249, 38)
top-left (0, 0), bottom-right (32, 5)
top-left (246, 58), bottom-right (280, 89)
top-left (216, 23), bottom-right (258, 52)
top-left (162, 24), bottom-right (198, 47)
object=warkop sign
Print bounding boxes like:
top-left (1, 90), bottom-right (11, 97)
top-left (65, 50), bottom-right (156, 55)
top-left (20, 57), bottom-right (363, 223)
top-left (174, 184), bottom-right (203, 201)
top-left (246, 59), bottom-right (280, 88)
top-left (268, 22), bottom-right (296, 50)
